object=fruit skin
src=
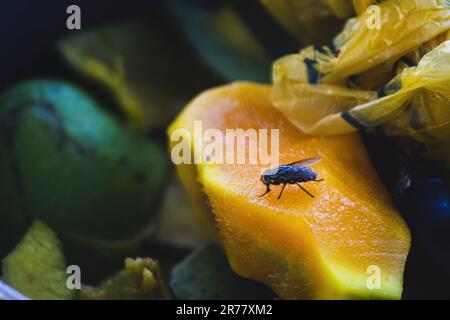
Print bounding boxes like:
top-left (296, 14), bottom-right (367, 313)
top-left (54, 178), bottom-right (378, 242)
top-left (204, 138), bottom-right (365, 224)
top-left (0, 80), bottom-right (166, 255)
top-left (168, 82), bottom-right (411, 299)
top-left (80, 257), bottom-right (170, 300)
top-left (2, 221), bottom-right (75, 300)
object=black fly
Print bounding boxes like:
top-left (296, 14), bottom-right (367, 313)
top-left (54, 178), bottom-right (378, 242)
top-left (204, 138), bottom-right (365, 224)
top-left (259, 157), bottom-right (324, 200)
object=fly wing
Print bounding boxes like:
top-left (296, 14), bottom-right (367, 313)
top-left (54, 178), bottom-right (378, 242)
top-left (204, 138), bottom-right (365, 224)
top-left (263, 167), bottom-right (280, 175)
top-left (286, 157), bottom-right (322, 167)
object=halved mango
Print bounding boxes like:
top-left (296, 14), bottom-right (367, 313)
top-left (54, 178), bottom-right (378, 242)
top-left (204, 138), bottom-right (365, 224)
top-left (168, 82), bottom-right (410, 299)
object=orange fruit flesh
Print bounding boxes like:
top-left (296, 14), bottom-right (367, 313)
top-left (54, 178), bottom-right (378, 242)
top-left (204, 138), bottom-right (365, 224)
top-left (169, 82), bottom-right (410, 299)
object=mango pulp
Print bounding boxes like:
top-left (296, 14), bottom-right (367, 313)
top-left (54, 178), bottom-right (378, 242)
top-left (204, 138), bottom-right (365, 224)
top-left (168, 82), bottom-right (410, 299)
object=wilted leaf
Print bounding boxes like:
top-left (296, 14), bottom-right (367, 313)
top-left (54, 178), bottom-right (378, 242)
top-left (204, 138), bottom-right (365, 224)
top-left (261, 0), bottom-right (346, 46)
top-left (167, 0), bottom-right (272, 82)
top-left (170, 243), bottom-right (275, 300)
top-left (59, 18), bottom-right (219, 131)
top-left (155, 176), bottom-right (207, 250)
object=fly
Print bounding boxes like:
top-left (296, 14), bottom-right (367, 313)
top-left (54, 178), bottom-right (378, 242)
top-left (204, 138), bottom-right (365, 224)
top-left (259, 157), bottom-right (324, 200)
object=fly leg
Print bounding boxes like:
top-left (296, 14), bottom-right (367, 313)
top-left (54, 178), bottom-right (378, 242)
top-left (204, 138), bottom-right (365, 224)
top-left (277, 183), bottom-right (287, 200)
top-left (314, 179), bottom-right (324, 182)
top-left (258, 184), bottom-right (272, 197)
top-left (296, 183), bottom-right (314, 198)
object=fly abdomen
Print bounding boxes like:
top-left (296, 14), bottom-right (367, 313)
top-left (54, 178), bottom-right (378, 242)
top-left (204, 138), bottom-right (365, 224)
top-left (282, 166), bottom-right (317, 183)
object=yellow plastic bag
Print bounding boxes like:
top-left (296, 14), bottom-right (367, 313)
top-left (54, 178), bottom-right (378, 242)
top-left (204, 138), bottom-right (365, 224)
top-left (349, 30), bottom-right (450, 90)
top-left (341, 41), bottom-right (450, 141)
top-left (272, 82), bottom-right (376, 134)
top-left (397, 30), bottom-right (450, 71)
top-left (273, 0), bottom-right (450, 86)
top-left (274, 41), bottom-right (450, 167)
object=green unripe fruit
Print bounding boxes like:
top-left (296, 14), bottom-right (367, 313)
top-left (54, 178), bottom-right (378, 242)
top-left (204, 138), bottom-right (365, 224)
top-left (0, 80), bottom-right (167, 255)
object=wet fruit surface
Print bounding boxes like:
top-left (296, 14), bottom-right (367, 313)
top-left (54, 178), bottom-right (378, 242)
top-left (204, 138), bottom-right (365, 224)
top-left (169, 82), bottom-right (411, 299)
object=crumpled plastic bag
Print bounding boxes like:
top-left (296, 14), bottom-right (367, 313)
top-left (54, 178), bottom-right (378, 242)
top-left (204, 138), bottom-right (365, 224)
top-left (272, 82), bottom-right (376, 135)
top-left (351, 30), bottom-right (450, 90)
top-left (273, 0), bottom-right (450, 86)
top-left (274, 41), bottom-right (450, 168)
top-left (272, 0), bottom-right (450, 168)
